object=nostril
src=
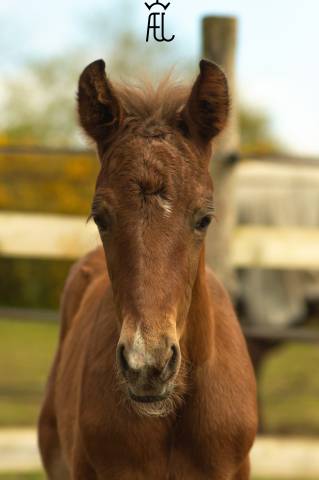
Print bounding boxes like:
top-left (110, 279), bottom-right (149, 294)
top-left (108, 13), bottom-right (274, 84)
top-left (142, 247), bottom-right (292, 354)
top-left (117, 344), bottom-right (129, 373)
top-left (169, 344), bottom-right (179, 371)
top-left (160, 344), bottom-right (180, 382)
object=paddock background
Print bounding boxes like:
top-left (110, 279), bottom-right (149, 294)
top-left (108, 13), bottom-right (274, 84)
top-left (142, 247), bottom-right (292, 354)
top-left (0, 0), bottom-right (319, 478)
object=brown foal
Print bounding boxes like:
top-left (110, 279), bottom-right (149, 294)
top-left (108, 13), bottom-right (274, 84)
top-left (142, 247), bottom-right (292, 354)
top-left (38, 59), bottom-right (257, 479)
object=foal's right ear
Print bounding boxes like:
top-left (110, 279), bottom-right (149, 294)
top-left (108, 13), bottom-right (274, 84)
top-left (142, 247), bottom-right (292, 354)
top-left (77, 59), bottom-right (124, 144)
top-left (180, 60), bottom-right (229, 145)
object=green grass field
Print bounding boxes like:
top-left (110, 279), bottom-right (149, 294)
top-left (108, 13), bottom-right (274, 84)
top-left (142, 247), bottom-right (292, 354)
top-left (0, 319), bottom-right (58, 427)
top-left (0, 318), bottom-right (319, 434)
top-left (0, 474), bottom-right (43, 480)
top-left (261, 342), bottom-right (319, 434)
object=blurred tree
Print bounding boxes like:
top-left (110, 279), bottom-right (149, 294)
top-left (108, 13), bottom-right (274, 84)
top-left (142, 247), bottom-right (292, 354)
top-left (0, 0), bottom-right (184, 147)
top-left (1, 0), bottom-right (280, 153)
top-left (1, 55), bottom-right (81, 146)
top-left (239, 106), bottom-right (282, 155)
top-left (1, 67), bottom-right (283, 152)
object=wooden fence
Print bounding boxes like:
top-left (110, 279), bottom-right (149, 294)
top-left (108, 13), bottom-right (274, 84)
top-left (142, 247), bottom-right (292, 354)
top-left (2, 211), bottom-right (319, 269)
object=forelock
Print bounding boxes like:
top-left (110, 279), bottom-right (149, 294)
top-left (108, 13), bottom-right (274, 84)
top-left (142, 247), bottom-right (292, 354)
top-left (116, 75), bottom-right (189, 126)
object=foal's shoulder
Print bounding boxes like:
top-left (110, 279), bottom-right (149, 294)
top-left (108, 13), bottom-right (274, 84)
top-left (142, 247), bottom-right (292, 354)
top-left (76, 247), bottom-right (106, 276)
top-left (204, 266), bottom-right (233, 308)
top-left (64, 247), bottom-right (106, 298)
top-left (205, 265), bottom-right (250, 354)
top-left (204, 266), bottom-right (242, 330)
top-left (59, 247), bottom-right (107, 340)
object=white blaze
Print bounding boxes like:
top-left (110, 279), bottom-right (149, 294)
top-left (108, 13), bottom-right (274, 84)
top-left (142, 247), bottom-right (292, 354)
top-left (157, 196), bottom-right (172, 217)
top-left (129, 325), bottom-right (147, 370)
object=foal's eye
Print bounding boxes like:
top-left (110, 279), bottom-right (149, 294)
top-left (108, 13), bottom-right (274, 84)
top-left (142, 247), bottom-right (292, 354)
top-left (194, 215), bottom-right (212, 232)
top-left (93, 213), bottom-right (111, 232)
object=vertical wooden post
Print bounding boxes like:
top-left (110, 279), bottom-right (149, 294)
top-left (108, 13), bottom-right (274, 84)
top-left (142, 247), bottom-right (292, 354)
top-left (202, 16), bottom-right (239, 291)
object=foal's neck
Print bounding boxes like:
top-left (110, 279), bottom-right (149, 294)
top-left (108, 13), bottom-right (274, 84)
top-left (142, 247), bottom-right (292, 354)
top-left (184, 247), bottom-right (215, 366)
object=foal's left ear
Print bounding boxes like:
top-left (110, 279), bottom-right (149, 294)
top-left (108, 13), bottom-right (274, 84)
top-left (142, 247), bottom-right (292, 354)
top-left (180, 60), bottom-right (229, 144)
top-left (77, 59), bottom-right (124, 145)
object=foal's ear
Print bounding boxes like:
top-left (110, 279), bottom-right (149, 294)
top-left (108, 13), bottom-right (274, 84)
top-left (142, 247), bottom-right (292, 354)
top-left (77, 59), bottom-right (124, 144)
top-left (180, 60), bottom-right (229, 144)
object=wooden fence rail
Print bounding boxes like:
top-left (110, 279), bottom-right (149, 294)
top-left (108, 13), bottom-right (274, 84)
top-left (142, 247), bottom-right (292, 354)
top-left (1, 212), bottom-right (319, 270)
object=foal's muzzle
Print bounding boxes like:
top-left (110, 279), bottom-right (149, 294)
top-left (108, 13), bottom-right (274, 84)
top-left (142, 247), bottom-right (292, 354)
top-left (116, 340), bottom-right (181, 401)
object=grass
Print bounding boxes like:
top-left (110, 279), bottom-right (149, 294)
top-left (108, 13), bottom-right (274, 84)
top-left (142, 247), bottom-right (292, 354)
top-left (0, 474), bottom-right (43, 480)
top-left (1, 318), bottom-right (319, 435)
top-left (260, 342), bottom-right (319, 434)
top-left (0, 319), bottom-right (58, 426)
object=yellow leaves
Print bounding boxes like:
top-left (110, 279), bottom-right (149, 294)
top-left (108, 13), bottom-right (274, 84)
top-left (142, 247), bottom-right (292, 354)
top-left (0, 149), bottom-right (98, 215)
top-left (0, 185), bottom-right (11, 205)
top-left (0, 134), bottom-right (9, 146)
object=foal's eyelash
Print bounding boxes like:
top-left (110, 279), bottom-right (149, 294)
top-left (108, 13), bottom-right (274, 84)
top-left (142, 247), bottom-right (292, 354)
top-left (89, 194), bottom-right (110, 223)
top-left (86, 213), bottom-right (93, 224)
top-left (87, 205), bottom-right (99, 224)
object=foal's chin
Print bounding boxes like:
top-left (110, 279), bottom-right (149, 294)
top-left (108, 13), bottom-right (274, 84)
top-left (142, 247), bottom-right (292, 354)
top-left (127, 386), bottom-right (182, 418)
top-left (117, 375), bottom-right (185, 418)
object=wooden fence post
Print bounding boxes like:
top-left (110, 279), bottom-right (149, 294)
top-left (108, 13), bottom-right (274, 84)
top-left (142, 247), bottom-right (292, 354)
top-left (202, 16), bottom-right (239, 291)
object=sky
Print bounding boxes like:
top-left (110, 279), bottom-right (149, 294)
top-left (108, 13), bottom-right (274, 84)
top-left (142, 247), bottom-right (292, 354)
top-left (0, 0), bottom-right (318, 155)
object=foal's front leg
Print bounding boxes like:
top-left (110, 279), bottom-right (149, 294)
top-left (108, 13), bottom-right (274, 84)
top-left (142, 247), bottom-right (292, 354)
top-left (169, 465), bottom-right (235, 479)
top-left (232, 458), bottom-right (250, 480)
top-left (71, 438), bottom-right (97, 480)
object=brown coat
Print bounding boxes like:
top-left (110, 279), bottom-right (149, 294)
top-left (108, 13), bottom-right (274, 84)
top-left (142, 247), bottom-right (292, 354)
top-left (38, 59), bottom-right (257, 479)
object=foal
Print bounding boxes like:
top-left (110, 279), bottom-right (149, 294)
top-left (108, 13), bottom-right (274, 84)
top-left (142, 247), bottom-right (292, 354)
top-left (38, 59), bottom-right (257, 479)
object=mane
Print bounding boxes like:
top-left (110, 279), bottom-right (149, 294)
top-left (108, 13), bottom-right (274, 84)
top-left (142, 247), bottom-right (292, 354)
top-left (116, 75), bottom-right (190, 126)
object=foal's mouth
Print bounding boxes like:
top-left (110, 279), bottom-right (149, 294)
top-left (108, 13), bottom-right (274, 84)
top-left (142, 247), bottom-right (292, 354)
top-left (119, 371), bottom-right (186, 417)
top-left (127, 386), bottom-right (178, 417)
top-left (128, 390), bottom-right (168, 403)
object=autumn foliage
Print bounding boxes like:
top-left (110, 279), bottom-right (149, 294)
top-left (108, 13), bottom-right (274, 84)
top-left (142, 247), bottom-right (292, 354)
top-left (0, 147), bottom-right (98, 308)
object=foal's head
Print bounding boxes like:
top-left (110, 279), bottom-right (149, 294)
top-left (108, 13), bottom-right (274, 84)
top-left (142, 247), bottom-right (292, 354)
top-left (78, 59), bottom-right (229, 416)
